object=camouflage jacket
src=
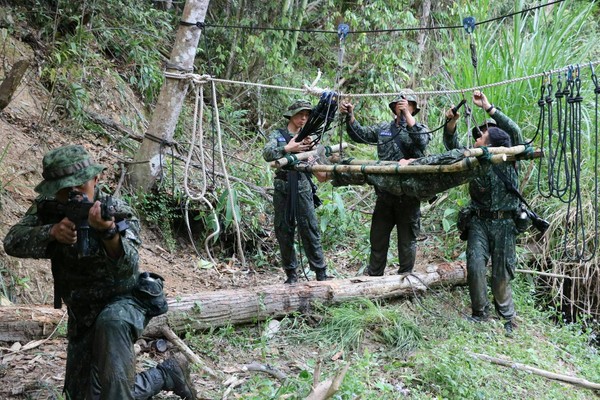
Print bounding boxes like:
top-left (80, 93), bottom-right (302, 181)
top-left (346, 118), bottom-right (431, 161)
top-left (263, 127), bottom-right (313, 189)
top-left (3, 188), bottom-right (141, 328)
top-left (443, 109), bottom-right (524, 212)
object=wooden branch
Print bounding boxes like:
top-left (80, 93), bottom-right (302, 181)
top-left (86, 111), bottom-right (141, 140)
top-left (242, 361), bottom-right (287, 381)
top-left (469, 352), bottom-right (600, 391)
top-left (305, 363), bottom-right (351, 400)
top-left (160, 325), bottom-right (221, 380)
top-left (515, 269), bottom-right (586, 280)
top-left (293, 150), bottom-right (543, 175)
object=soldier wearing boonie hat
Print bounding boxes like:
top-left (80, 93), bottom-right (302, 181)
top-left (283, 99), bottom-right (312, 119)
top-left (443, 90), bottom-right (524, 336)
top-left (3, 144), bottom-right (197, 399)
top-left (34, 144), bottom-right (105, 196)
top-left (338, 89), bottom-right (431, 277)
top-left (388, 90), bottom-right (421, 116)
top-left (263, 99), bottom-right (331, 284)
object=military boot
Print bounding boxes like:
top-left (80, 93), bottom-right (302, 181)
top-left (315, 268), bottom-right (331, 281)
top-left (157, 353), bottom-right (197, 399)
top-left (284, 269), bottom-right (298, 284)
top-left (504, 320), bottom-right (516, 337)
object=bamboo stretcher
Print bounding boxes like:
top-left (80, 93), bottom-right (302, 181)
top-left (269, 145), bottom-right (542, 200)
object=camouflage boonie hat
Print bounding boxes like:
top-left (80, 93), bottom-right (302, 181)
top-left (283, 100), bottom-right (312, 118)
top-left (34, 145), bottom-right (105, 196)
top-left (388, 90), bottom-right (421, 116)
top-left (471, 119), bottom-right (497, 139)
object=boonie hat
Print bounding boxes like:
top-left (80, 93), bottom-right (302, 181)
top-left (388, 90), bottom-right (421, 116)
top-left (471, 119), bottom-right (497, 139)
top-left (283, 100), bottom-right (312, 119)
top-left (34, 145), bottom-right (105, 196)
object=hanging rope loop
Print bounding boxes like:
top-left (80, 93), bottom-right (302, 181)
top-left (538, 75), bottom-right (546, 107)
top-left (545, 74), bottom-right (553, 105)
top-left (591, 62), bottom-right (600, 93)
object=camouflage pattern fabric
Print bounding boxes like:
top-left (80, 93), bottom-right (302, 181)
top-left (345, 116), bottom-right (431, 275)
top-left (444, 108), bottom-right (523, 321)
top-left (2, 188), bottom-right (164, 399)
top-left (466, 216), bottom-right (516, 320)
top-left (368, 191), bottom-right (420, 275)
top-left (346, 118), bottom-right (431, 160)
top-left (263, 128), bottom-right (325, 272)
top-left (330, 148), bottom-right (491, 200)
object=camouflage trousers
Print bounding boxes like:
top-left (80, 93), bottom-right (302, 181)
top-left (466, 216), bottom-right (517, 320)
top-left (272, 178), bottom-right (324, 272)
top-left (368, 191), bottom-right (420, 276)
top-left (64, 297), bottom-right (167, 399)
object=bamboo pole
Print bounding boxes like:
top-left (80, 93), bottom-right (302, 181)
top-left (270, 143), bottom-right (348, 168)
top-left (463, 145), bottom-right (529, 157)
top-left (290, 154), bottom-right (507, 175)
top-left (329, 147), bottom-right (542, 166)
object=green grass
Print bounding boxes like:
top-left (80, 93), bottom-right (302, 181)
top-left (181, 276), bottom-right (599, 399)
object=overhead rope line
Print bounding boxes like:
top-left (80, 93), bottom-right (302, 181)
top-left (163, 61), bottom-right (600, 99)
top-left (192, 0), bottom-right (565, 36)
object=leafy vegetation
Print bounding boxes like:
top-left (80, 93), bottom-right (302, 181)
top-left (2, 0), bottom-right (600, 396)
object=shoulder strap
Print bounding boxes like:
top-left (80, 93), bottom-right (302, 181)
top-left (278, 128), bottom-right (292, 143)
top-left (491, 165), bottom-right (531, 209)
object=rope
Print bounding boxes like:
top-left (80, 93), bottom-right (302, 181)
top-left (532, 66), bottom-right (599, 261)
top-left (182, 81), bottom-right (219, 264)
top-left (209, 80), bottom-right (247, 267)
top-left (164, 61), bottom-right (600, 99)
top-left (199, 0), bottom-right (565, 36)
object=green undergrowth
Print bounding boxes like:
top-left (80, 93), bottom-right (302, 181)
top-left (185, 276), bottom-right (599, 399)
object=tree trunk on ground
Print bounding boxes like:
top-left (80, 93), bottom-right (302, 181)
top-left (0, 264), bottom-right (466, 342)
top-left (0, 59), bottom-right (30, 111)
top-left (128, 0), bottom-right (210, 192)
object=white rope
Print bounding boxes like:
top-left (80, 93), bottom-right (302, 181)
top-left (182, 82), bottom-right (219, 264)
top-left (164, 60), bottom-right (600, 99)
top-left (209, 80), bottom-right (247, 267)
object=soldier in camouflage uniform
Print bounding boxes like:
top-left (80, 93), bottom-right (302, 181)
top-left (263, 100), bottom-right (330, 284)
top-left (444, 90), bottom-right (523, 335)
top-left (339, 91), bottom-right (431, 276)
top-left (3, 145), bottom-right (196, 399)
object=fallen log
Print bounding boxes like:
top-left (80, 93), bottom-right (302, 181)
top-left (0, 264), bottom-right (466, 342)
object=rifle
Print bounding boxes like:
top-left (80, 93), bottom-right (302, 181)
top-left (525, 209), bottom-right (550, 234)
top-left (38, 191), bottom-right (132, 257)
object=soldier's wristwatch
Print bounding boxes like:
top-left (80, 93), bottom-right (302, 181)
top-left (99, 223), bottom-right (118, 241)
